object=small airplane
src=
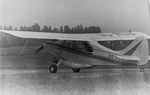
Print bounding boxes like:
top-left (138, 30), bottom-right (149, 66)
top-left (0, 30), bottom-right (150, 73)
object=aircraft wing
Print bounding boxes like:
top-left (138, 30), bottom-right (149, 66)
top-left (0, 30), bottom-right (150, 42)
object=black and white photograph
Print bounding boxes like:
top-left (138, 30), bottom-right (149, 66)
top-left (0, 0), bottom-right (150, 95)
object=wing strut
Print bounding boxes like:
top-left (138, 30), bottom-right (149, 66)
top-left (43, 42), bottom-right (65, 66)
top-left (37, 40), bottom-right (65, 65)
top-left (20, 39), bottom-right (30, 54)
top-left (42, 43), bottom-right (63, 59)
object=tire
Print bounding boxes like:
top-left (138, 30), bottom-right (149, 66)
top-left (140, 68), bottom-right (144, 72)
top-left (49, 64), bottom-right (57, 73)
top-left (72, 68), bottom-right (80, 73)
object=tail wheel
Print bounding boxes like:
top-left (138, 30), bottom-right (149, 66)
top-left (49, 64), bottom-right (57, 73)
top-left (72, 68), bottom-right (80, 73)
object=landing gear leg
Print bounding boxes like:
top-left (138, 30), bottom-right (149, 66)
top-left (139, 65), bottom-right (144, 72)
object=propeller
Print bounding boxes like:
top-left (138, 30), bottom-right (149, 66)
top-left (35, 46), bottom-right (44, 54)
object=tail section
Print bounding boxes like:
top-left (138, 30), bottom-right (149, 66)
top-left (118, 37), bottom-right (149, 65)
top-left (118, 37), bottom-right (144, 55)
top-left (131, 38), bottom-right (149, 65)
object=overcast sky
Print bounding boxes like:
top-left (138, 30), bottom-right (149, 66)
top-left (1, 0), bottom-right (150, 33)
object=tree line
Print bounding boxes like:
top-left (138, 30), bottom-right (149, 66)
top-left (0, 23), bottom-right (139, 51)
top-left (0, 23), bottom-right (101, 33)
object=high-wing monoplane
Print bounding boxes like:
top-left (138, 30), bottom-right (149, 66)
top-left (1, 30), bottom-right (150, 73)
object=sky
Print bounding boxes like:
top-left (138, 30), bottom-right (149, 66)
top-left (0, 0), bottom-right (150, 33)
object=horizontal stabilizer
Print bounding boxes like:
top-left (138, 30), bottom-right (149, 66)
top-left (116, 55), bottom-right (141, 61)
top-left (148, 56), bottom-right (150, 60)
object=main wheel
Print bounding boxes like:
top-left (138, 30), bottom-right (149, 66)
top-left (140, 68), bottom-right (144, 72)
top-left (72, 68), bottom-right (80, 73)
top-left (49, 64), bottom-right (57, 73)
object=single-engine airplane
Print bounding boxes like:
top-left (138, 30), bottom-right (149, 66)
top-left (0, 30), bottom-right (150, 73)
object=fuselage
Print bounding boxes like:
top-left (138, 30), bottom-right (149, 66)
top-left (47, 40), bottom-right (139, 68)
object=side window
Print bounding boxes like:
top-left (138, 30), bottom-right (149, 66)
top-left (71, 41), bottom-right (78, 49)
top-left (62, 41), bottom-right (93, 53)
top-left (62, 41), bottom-right (72, 48)
top-left (78, 41), bottom-right (93, 52)
top-left (84, 42), bottom-right (93, 52)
